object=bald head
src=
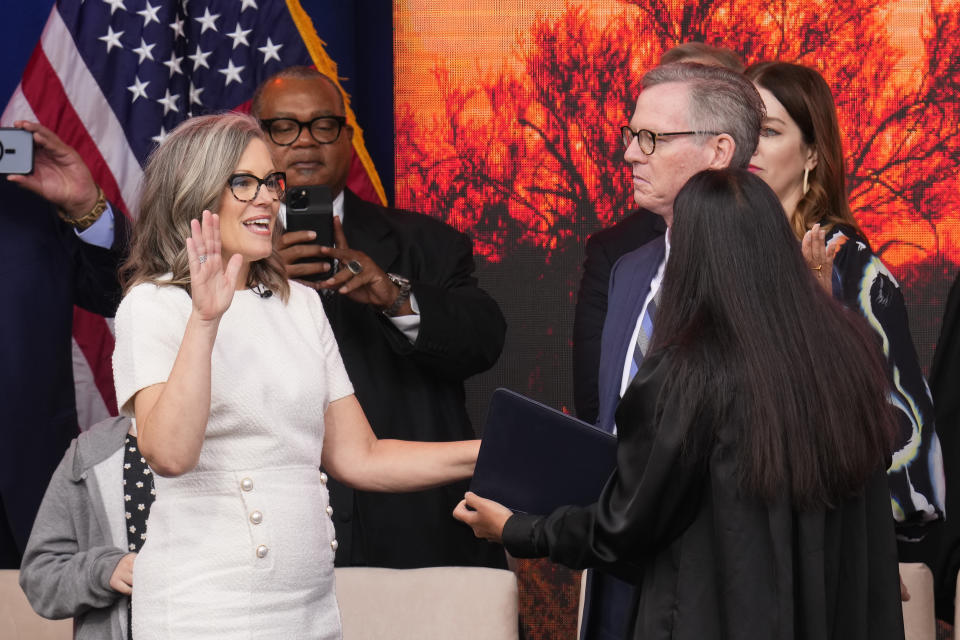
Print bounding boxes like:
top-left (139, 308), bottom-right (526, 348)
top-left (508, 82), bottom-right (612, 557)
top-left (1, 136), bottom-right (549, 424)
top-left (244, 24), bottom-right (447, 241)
top-left (252, 68), bottom-right (354, 194)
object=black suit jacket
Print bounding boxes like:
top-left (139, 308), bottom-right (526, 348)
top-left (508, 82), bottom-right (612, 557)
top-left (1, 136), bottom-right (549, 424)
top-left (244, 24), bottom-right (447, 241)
top-left (1, 180), bottom-right (129, 562)
top-left (322, 189), bottom-right (507, 568)
top-left (573, 210), bottom-right (665, 423)
top-left (913, 272), bottom-right (960, 618)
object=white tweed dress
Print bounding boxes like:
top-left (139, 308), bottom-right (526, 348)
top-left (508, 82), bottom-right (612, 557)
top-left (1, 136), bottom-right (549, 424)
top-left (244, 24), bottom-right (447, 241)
top-left (113, 280), bottom-right (353, 640)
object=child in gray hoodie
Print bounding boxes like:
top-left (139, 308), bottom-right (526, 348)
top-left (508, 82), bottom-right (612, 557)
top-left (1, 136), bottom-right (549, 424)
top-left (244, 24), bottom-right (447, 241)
top-left (19, 416), bottom-right (154, 640)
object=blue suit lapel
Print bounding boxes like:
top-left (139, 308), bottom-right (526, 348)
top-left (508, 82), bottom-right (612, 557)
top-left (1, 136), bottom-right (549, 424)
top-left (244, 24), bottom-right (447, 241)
top-left (596, 236), bottom-right (666, 433)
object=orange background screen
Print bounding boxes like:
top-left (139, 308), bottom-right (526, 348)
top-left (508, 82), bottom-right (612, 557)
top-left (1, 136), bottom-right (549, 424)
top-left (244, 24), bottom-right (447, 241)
top-left (393, 2), bottom-right (960, 634)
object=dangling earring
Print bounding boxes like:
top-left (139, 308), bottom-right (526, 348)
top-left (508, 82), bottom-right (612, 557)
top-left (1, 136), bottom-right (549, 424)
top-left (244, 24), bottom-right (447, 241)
top-left (802, 167), bottom-right (810, 195)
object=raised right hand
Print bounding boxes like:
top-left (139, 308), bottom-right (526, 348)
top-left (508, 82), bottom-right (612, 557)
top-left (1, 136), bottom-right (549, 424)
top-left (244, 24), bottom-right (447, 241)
top-left (801, 223), bottom-right (842, 295)
top-left (185, 210), bottom-right (243, 321)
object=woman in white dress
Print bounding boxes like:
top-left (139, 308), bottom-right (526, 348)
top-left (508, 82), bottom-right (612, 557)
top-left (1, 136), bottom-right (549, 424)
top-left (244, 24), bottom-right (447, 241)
top-left (112, 113), bottom-right (480, 639)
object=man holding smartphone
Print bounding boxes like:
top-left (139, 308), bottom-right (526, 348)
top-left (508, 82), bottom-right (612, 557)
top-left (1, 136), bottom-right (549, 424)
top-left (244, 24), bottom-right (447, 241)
top-left (1, 121), bottom-right (130, 568)
top-left (252, 67), bottom-right (507, 570)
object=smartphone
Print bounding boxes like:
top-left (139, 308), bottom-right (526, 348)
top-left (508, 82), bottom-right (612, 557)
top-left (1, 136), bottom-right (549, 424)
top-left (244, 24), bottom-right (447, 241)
top-left (285, 184), bottom-right (335, 281)
top-left (0, 128), bottom-right (34, 175)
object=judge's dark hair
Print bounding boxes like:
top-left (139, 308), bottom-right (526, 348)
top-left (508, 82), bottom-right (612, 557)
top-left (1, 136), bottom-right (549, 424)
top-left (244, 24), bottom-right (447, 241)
top-left (652, 169), bottom-right (895, 508)
top-left (745, 62), bottom-right (864, 241)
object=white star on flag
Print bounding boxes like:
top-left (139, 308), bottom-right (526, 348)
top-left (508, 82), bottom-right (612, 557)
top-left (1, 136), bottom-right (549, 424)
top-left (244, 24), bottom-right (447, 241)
top-left (189, 83), bottom-right (204, 106)
top-left (127, 76), bottom-right (149, 102)
top-left (169, 15), bottom-right (185, 39)
top-left (137, 2), bottom-right (161, 26)
top-left (219, 60), bottom-right (245, 86)
top-left (102, 0), bottom-right (126, 16)
top-left (227, 24), bottom-right (252, 49)
top-left (258, 38), bottom-right (282, 63)
top-left (132, 38), bottom-right (156, 64)
top-left (99, 26), bottom-right (124, 53)
top-left (196, 7), bottom-right (220, 34)
top-left (163, 52), bottom-right (184, 77)
top-left (189, 45), bottom-right (212, 70)
top-left (157, 89), bottom-right (180, 115)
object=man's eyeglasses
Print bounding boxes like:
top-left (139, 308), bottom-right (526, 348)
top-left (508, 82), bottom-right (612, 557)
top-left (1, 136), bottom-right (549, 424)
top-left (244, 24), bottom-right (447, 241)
top-left (227, 172), bottom-right (286, 202)
top-left (259, 116), bottom-right (347, 146)
top-left (620, 126), bottom-right (722, 155)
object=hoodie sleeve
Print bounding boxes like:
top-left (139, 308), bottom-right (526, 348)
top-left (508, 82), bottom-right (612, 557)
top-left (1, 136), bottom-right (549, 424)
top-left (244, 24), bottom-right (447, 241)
top-left (19, 441), bottom-right (128, 619)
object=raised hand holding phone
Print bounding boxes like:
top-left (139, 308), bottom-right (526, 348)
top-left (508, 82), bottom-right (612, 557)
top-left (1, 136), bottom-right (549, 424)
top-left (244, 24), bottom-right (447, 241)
top-left (5, 120), bottom-right (100, 220)
top-left (0, 128), bottom-right (34, 175)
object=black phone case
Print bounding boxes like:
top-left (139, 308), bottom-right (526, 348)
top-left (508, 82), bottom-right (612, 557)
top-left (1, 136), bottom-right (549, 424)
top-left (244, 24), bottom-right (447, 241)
top-left (285, 185), bottom-right (335, 281)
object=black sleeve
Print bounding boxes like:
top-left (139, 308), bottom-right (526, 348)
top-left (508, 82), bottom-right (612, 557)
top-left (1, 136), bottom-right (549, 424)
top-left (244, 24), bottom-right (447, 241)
top-left (385, 229), bottom-right (507, 380)
top-left (572, 233), bottom-right (612, 424)
top-left (69, 204), bottom-right (131, 318)
top-left (503, 353), bottom-right (703, 581)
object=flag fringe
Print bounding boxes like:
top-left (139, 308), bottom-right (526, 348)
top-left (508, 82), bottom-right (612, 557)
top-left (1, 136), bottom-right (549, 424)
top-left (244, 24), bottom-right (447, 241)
top-left (286, 0), bottom-right (388, 206)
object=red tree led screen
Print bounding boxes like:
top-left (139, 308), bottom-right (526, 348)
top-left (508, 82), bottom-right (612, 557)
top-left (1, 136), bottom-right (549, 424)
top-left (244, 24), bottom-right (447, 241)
top-left (394, 1), bottom-right (960, 635)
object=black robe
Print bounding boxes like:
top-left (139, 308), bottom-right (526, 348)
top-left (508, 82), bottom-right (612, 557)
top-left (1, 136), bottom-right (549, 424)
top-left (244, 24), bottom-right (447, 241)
top-left (504, 351), bottom-right (904, 640)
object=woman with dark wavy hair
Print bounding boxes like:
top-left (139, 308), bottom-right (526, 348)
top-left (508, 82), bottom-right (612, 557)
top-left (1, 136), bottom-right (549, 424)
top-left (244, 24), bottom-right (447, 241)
top-left (457, 169), bottom-right (904, 640)
top-left (746, 61), bottom-right (944, 538)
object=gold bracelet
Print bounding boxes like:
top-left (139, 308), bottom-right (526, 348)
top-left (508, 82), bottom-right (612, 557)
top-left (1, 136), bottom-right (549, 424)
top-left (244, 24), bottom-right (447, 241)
top-left (58, 186), bottom-right (108, 231)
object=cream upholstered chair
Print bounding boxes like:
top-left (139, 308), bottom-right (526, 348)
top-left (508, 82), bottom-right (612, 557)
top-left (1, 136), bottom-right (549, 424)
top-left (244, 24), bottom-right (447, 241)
top-left (0, 570), bottom-right (71, 640)
top-left (900, 562), bottom-right (936, 640)
top-left (335, 566), bottom-right (518, 640)
top-left (3, 566), bottom-right (517, 640)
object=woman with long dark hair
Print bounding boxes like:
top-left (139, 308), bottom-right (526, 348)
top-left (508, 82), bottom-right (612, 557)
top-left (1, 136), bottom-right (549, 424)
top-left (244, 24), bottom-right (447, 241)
top-left (456, 169), bottom-right (904, 639)
top-left (746, 61), bottom-right (944, 537)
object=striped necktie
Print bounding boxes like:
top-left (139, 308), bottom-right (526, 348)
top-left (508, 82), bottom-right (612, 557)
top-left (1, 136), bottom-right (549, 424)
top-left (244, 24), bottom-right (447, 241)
top-left (627, 292), bottom-right (658, 383)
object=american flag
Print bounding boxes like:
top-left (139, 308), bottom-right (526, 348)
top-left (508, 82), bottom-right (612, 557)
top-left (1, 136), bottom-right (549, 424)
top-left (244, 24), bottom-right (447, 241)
top-left (2, 0), bottom-right (384, 429)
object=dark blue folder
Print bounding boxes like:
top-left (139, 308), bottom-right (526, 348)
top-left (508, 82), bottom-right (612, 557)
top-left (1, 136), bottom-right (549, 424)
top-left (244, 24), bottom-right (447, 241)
top-left (470, 388), bottom-right (618, 515)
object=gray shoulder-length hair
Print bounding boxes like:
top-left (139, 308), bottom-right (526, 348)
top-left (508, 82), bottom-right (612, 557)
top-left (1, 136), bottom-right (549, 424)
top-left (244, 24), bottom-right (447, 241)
top-left (121, 112), bottom-right (290, 301)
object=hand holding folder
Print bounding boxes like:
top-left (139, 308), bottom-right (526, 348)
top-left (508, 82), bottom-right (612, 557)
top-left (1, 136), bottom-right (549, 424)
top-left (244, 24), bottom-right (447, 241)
top-left (469, 388), bottom-right (618, 515)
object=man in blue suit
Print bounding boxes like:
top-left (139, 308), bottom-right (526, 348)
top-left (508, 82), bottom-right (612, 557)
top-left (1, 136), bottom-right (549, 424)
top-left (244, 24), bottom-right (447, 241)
top-left (581, 63), bottom-right (765, 639)
top-left (1, 121), bottom-right (129, 568)
top-left (572, 43), bottom-right (745, 425)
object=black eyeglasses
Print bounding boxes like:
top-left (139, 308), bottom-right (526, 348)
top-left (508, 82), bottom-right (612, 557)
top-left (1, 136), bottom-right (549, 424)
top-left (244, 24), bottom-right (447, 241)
top-left (620, 126), bottom-right (722, 155)
top-left (227, 172), bottom-right (286, 202)
top-left (259, 116), bottom-right (347, 146)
